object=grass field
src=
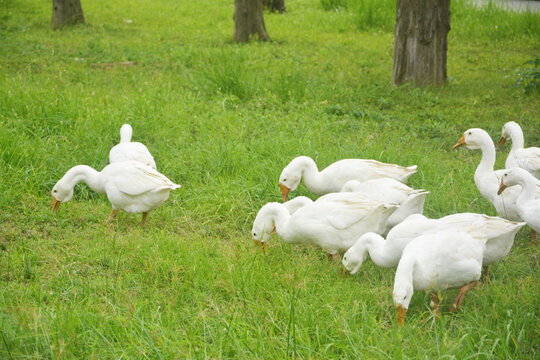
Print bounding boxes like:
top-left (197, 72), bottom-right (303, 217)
top-left (1, 0), bottom-right (539, 358)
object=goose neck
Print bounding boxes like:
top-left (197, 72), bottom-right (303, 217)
top-left (299, 157), bottom-right (324, 193)
top-left (64, 165), bottom-right (105, 194)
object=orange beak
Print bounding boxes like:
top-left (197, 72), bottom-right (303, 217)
top-left (498, 135), bottom-right (507, 147)
top-left (340, 264), bottom-right (350, 278)
top-left (253, 240), bottom-right (268, 253)
top-left (497, 179), bottom-right (507, 195)
top-left (279, 183), bottom-right (290, 202)
top-left (453, 135), bottom-right (466, 150)
top-left (396, 304), bottom-right (407, 326)
top-left (51, 197), bottom-right (61, 212)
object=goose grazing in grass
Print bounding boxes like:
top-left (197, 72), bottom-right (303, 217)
top-left (109, 124), bottom-right (157, 170)
top-left (498, 167), bottom-right (540, 243)
top-left (341, 179), bottom-right (428, 234)
top-left (453, 128), bottom-right (540, 221)
top-left (251, 192), bottom-right (398, 259)
top-left (394, 230), bottom-right (487, 326)
top-left (499, 121), bottom-right (540, 179)
top-left (278, 156), bottom-right (417, 202)
top-left (342, 213), bottom-right (524, 279)
top-left (51, 161), bottom-right (180, 226)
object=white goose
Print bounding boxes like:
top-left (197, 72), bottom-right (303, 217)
top-left (499, 121), bottom-right (540, 179)
top-left (341, 179), bottom-right (428, 234)
top-left (109, 124), bottom-right (157, 169)
top-left (278, 156), bottom-right (417, 202)
top-left (498, 167), bottom-right (540, 242)
top-left (342, 213), bottom-right (525, 278)
top-left (251, 192), bottom-right (398, 259)
top-left (453, 128), bottom-right (540, 221)
top-left (283, 196), bottom-right (313, 215)
top-left (394, 230), bottom-right (487, 326)
top-left (51, 161), bottom-right (180, 226)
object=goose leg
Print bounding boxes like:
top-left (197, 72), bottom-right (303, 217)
top-left (106, 209), bottom-right (118, 224)
top-left (328, 253), bottom-right (340, 263)
top-left (481, 266), bottom-right (490, 283)
top-left (449, 281), bottom-right (479, 313)
top-left (140, 212), bottom-right (148, 227)
top-left (532, 230), bottom-right (537, 244)
top-left (430, 292), bottom-right (441, 318)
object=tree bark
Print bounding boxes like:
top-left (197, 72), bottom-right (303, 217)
top-left (234, 0), bottom-right (270, 43)
top-left (392, 0), bottom-right (450, 87)
top-left (263, 0), bottom-right (286, 13)
top-left (51, 0), bottom-right (85, 29)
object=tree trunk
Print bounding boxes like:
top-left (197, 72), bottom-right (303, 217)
top-left (51, 0), bottom-right (85, 29)
top-left (263, 0), bottom-right (286, 13)
top-left (234, 0), bottom-right (270, 43)
top-left (392, 0), bottom-right (450, 87)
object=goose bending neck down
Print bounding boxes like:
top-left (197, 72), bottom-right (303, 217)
top-left (278, 156), bottom-right (417, 202)
top-left (51, 161), bottom-right (180, 226)
top-left (252, 193), bottom-right (399, 256)
top-left (393, 230), bottom-right (487, 326)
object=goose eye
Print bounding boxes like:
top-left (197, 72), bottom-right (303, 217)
top-left (53, 190), bottom-right (57, 193)
top-left (468, 131), bottom-right (471, 135)
top-left (283, 178), bottom-right (287, 182)
top-left (253, 232), bottom-right (257, 237)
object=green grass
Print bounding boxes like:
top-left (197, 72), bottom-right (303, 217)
top-left (1, 0), bottom-right (539, 358)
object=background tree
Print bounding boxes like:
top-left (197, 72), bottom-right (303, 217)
top-left (234, 0), bottom-right (270, 42)
top-left (263, 0), bottom-right (286, 13)
top-left (392, 0), bottom-right (450, 87)
top-left (51, 0), bottom-right (85, 29)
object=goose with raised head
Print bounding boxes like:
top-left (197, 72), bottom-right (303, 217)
top-left (393, 230), bottom-right (487, 326)
top-left (498, 167), bottom-right (540, 242)
top-left (499, 121), bottom-right (540, 179)
top-left (251, 192), bottom-right (398, 259)
top-left (51, 161), bottom-right (180, 226)
top-left (109, 124), bottom-right (157, 169)
top-left (341, 178), bottom-right (428, 234)
top-left (278, 156), bottom-right (417, 202)
top-left (342, 213), bottom-right (525, 278)
top-left (453, 128), bottom-right (540, 221)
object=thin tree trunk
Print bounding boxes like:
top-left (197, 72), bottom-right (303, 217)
top-left (234, 0), bottom-right (270, 43)
top-left (263, 0), bottom-right (286, 13)
top-left (392, 0), bottom-right (450, 87)
top-left (51, 0), bottom-right (85, 29)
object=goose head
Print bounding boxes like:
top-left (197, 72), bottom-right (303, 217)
top-left (453, 128), bottom-right (491, 151)
top-left (279, 157), bottom-right (310, 202)
top-left (251, 203), bottom-right (279, 252)
top-left (341, 232), bottom-right (375, 275)
top-left (498, 121), bottom-right (519, 147)
top-left (497, 167), bottom-right (529, 195)
top-left (51, 179), bottom-right (74, 212)
top-left (393, 282), bottom-right (413, 326)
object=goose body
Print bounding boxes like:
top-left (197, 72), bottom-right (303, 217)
top-left (109, 124), bottom-right (157, 170)
top-left (278, 156), bottom-right (417, 201)
top-left (341, 179), bottom-right (428, 233)
top-left (499, 167), bottom-right (540, 236)
top-left (394, 230), bottom-right (487, 325)
top-left (252, 192), bottom-right (398, 255)
top-left (454, 128), bottom-right (540, 221)
top-left (283, 196), bottom-right (313, 215)
top-left (51, 161), bottom-right (180, 225)
top-left (499, 121), bottom-right (540, 179)
top-left (342, 213), bottom-right (525, 274)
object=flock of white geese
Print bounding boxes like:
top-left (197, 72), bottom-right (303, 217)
top-left (51, 122), bottom-right (539, 326)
